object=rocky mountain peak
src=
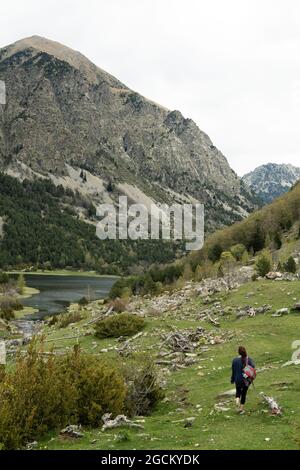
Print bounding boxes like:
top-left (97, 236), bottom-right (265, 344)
top-left (0, 36), bottom-right (257, 232)
top-left (243, 163), bottom-right (300, 204)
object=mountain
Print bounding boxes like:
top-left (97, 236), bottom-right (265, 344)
top-left (0, 36), bottom-right (256, 232)
top-left (243, 163), bottom-right (300, 204)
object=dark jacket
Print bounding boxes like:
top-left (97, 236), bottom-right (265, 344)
top-left (231, 356), bottom-right (255, 387)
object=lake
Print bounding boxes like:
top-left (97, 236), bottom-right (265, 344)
top-left (19, 274), bottom-right (117, 320)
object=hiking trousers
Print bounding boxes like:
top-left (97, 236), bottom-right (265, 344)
top-left (235, 385), bottom-right (249, 405)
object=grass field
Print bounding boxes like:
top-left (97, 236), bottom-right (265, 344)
top-left (32, 280), bottom-right (300, 450)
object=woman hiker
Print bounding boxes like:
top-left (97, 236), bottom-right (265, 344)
top-left (231, 346), bottom-right (255, 414)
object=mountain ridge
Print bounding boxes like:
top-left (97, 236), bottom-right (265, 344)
top-left (243, 163), bottom-right (300, 204)
top-left (0, 36), bottom-right (256, 232)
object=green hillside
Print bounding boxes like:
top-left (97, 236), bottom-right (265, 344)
top-left (7, 278), bottom-right (300, 450)
top-left (0, 173), bottom-right (180, 274)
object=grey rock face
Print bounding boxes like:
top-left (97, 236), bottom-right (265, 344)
top-left (0, 36), bottom-right (256, 231)
top-left (243, 163), bottom-right (300, 205)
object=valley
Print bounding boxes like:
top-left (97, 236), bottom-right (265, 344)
top-left (11, 273), bottom-right (300, 450)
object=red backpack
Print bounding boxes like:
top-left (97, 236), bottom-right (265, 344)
top-left (242, 357), bottom-right (257, 385)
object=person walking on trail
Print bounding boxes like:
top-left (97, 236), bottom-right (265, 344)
top-left (231, 346), bottom-right (255, 414)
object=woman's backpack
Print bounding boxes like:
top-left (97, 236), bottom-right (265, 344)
top-left (242, 357), bottom-right (257, 385)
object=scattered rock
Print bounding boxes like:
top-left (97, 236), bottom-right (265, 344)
top-left (60, 425), bottom-right (83, 438)
top-left (102, 413), bottom-right (144, 431)
top-left (236, 304), bottom-right (271, 319)
top-left (293, 301), bottom-right (300, 311)
top-left (260, 393), bottom-right (282, 415)
top-left (275, 308), bottom-right (289, 316)
top-left (26, 441), bottom-right (38, 450)
top-left (266, 272), bottom-right (282, 280)
top-left (217, 388), bottom-right (236, 399)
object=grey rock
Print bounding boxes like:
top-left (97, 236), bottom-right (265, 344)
top-left (60, 424), bottom-right (83, 438)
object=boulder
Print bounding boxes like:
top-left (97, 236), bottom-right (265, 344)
top-left (60, 425), bottom-right (83, 438)
top-left (266, 272), bottom-right (282, 280)
top-left (275, 308), bottom-right (289, 316)
top-left (217, 388), bottom-right (236, 399)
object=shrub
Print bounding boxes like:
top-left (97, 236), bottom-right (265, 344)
top-left (255, 252), bottom-right (271, 277)
top-left (284, 256), bottom-right (297, 274)
top-left (78, 296), bottom-right (89, 306)
top-left (123, 355), bottom-right (165, 417)
top-left (17, 273), bottom-right (26, 295)
top-left (110, 297), bottom-right (129, 313)
top-left (220, 251), bottom-right (236, 273)
top-left (208, 244), bottom-right (223, 262)
top-left (0, 341), bottom-right (75, 450)
top-left (0, 342), bottom-right (126, 449)
top-left (59, 311), bottom-right (83, 328)
top-left (0, 272), bottom-right (9, 284)
top-left (230, 244), bottom-right (247, 261)
top-left (0, 296), bottom-right (23, 320)
top-left (61, 346), bottom-right (126, 427)
top-left (95, 313), bottom-right (145, 338)
top-left (48, 315), bottom-right (59, 326)
top-left (0, 308), bottom-right (15, 321)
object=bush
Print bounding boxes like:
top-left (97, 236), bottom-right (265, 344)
top-left (58, 311), bottom-right (83, 328)
top-left (230, 244), bottom-right (247, 261)
top-left (208, 244), bottom-right (223, 262)
top-left (110, 297), bottom-right (129, 313)
top-left (220, 251), bottom-right (236, 273)
top-left (78, 296), bottom-right (89, 306)
top-left (0, 296), bottom-right (23, 320)
top-left (284, 256), bottom-right (297, 274)
top-left (255, 253), bottom-right (271, 277)
top-left (95, 313), bottom-right (145, 338)
top-left (123, 355), bottom-right (164, 417)
top-left (61, 346), bottom-right (126, 427)
top-left (0, 272), bottom-right (9, 284)
top-left (0, 308), bottom-right (15, 321)
top-left (0, 342), bottom-right (126, 449)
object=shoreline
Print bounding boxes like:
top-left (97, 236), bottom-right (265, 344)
top-left (8, 270), bottom-right (120, 279)
top-left (16, 286), bottom-right (40, 318)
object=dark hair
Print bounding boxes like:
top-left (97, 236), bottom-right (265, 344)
top-left (238, 346), bottom-right (247, 358)
top-left (239, 346), bottom-right (247, 357)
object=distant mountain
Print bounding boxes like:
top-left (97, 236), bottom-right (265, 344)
top-left (0, 36), bottom-right (256, 233)
top-left (243, 163), bottom-right (300, 204)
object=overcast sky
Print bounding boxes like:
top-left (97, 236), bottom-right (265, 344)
top-left (1, 0), bottom-right (299, 175)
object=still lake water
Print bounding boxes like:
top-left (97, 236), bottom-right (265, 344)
top-left (19, 274), bottom-right (117, 320)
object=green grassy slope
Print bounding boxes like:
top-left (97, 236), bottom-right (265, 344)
top-left (34, 279), bottom-right (300, 450)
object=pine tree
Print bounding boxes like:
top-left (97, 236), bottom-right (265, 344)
top-left (17, 273), bottom-right (26, 295)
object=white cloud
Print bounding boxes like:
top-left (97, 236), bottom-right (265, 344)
top-left (0, 0), bottom-right (299, 175)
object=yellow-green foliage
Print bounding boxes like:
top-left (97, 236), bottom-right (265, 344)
top-left (95, 313), bottom-right (145, 338)
top-left (230, 243), bottom-right (247, 261)
top-left (60, 346), bottom-right (126, 426)
top-left (187, 181), bottom-right (300, 274)
top-left (220, 251), bottom-right (236, 273)
top-left (17, 273), bottom-right (26, 295)
top-left (255, 250), bottom-right (272, 277)
top-left (0, 342), bottom-right (126, 449)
